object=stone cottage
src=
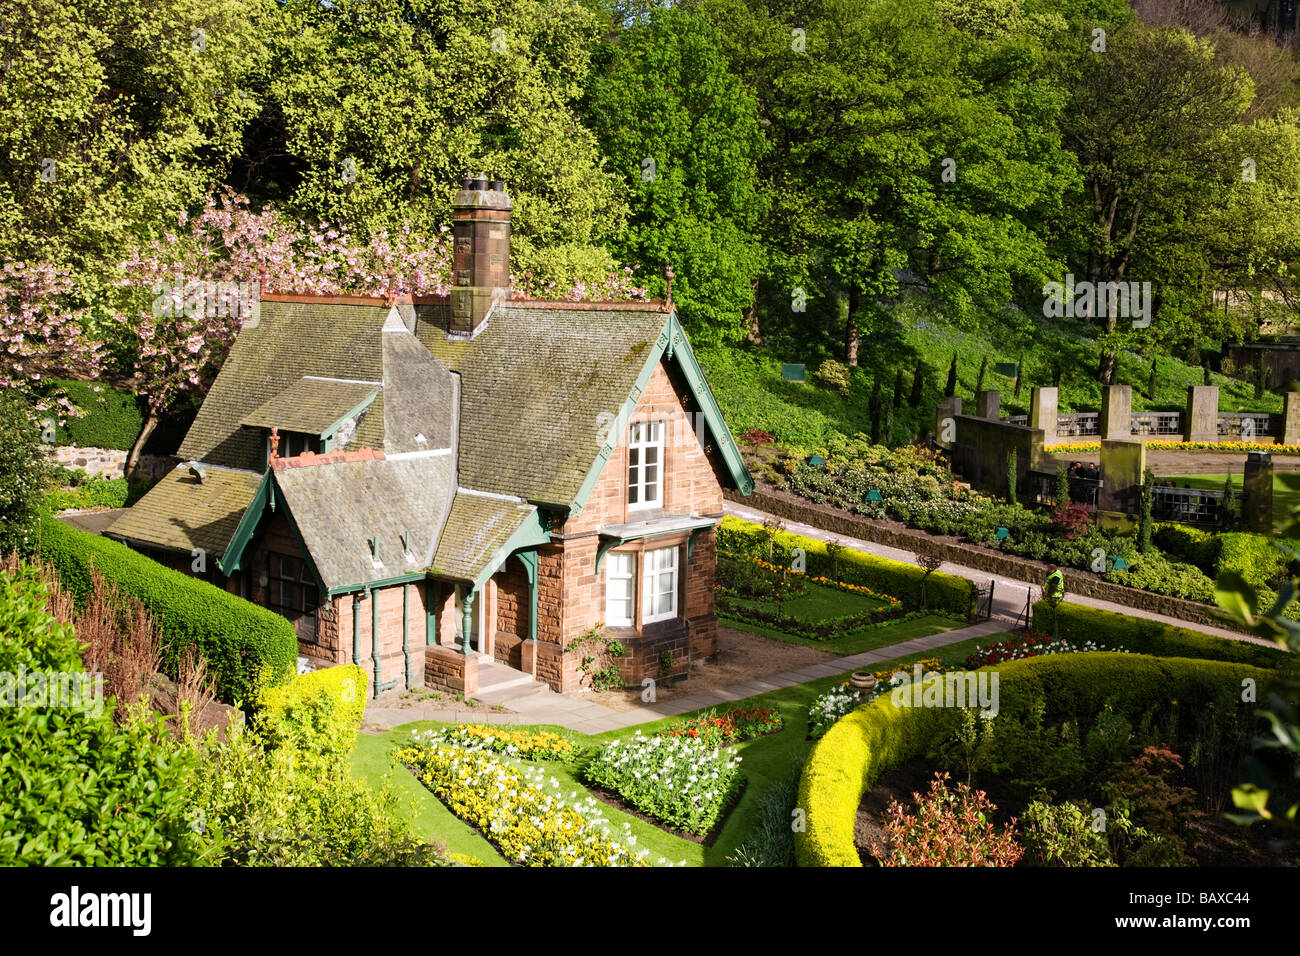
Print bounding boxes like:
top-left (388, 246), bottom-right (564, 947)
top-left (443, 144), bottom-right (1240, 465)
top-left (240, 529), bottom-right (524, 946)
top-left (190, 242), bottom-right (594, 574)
top-left (106, 174), bottom-right (754, 697)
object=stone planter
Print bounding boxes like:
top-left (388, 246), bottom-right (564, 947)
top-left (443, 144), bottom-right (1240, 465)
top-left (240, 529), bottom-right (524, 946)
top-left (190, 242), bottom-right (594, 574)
top-left (849, 671), bottom-right (877, 691)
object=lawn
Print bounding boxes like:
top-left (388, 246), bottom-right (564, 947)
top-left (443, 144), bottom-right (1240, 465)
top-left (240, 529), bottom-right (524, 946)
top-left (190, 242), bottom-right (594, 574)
top-left (1164, 472), bottom-right (1300, 527)
top-left (719, 609), bottom-right (964, 655)
top-left (349, 632), bottom-right (1003, 867)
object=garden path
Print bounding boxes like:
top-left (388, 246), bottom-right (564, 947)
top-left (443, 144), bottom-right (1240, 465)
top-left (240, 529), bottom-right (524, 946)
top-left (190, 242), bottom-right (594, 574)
top-left (359, 618), bottom-right (1009, 734)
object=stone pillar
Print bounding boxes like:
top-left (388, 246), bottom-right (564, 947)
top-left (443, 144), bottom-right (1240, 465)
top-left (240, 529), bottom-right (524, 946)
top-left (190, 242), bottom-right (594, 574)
top-left (1283, 392), bottom-right (1300, 446)
top-left (975, 390), bottom-right (1000, 420)
top-left (425, 646), bottom-right (479, 695)
top-left (1030, 387), bottom-right (1058, 446)
top-left (936, 395), bottom-right (962, 449)
top-left (1184, 385), bottom-right (1218, 443)
top-left (1100, 385), bottom-right (1132, 441)
top-left (1243, 452), bottom-right (1274, 534)
top-left (1098, 439), bottom-right (1145, 530)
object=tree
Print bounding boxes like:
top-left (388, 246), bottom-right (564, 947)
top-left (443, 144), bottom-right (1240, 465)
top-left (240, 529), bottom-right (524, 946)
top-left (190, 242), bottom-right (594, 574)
top-left (1138, 467), bottom-right (1155, 553)
top-left (0, 393), bottom-right (50, 555)
top-left (910, 363), bottom-right (927, 406)
top-left (975, 355), bottom-right (988, 394)
top-left (1006, 449), bottom-right (1018, 506)
top-left (0, 0), bottom-right (266, 291)
top-left (584, 4), bottom-right (769, 346)
top-left (1054, 25), bottom-right (1257, 383)
top-left (258, 0), bottom-right (628, 290)
top-left (946, 353), bottom-right (959, 397)
top-left (892, 367), bottom-right (905, 409)
top-left (869, 377), bottom-right (884, 445)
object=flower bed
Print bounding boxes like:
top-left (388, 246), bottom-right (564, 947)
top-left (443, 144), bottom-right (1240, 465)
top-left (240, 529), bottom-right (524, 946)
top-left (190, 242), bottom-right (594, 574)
top-left (582, 732), bottom-right (742, 836)
top-left (409, 724), bottom-right (579, 761)
top-left (715, 595), bottom-right (912, 639)
top-left (666, 706), bottom-right (785, 747)
top-left (807, 658), bottom-right (942, 739)
top-left (963, 632), bottom-right (1125, 669)
top-left (398, 742), bottom-right (654, 866)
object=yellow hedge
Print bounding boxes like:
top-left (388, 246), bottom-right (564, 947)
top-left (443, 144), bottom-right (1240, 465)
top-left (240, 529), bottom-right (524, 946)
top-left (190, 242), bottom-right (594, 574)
top-left (794, 653), bottom-right (1273, 867)
top-left (258, 664), bottom-right (367, 760)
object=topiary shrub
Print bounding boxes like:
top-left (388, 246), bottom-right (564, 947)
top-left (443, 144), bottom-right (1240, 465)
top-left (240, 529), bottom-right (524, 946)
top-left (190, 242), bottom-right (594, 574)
top-left (36, 515), bottom-right (296, 702)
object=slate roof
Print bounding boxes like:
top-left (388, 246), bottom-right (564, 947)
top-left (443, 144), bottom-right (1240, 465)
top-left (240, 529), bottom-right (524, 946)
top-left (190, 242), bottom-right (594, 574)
top-left (274, 455), bottom-right (456, 591)
top-left (415, 304), bottom-right (670, 504)
top-left (240, 378), bottom-right (379, 437)
top-left (105, 465), bottom-right (261, 558)
top-left (430, 491), bottom-right (537, 583)
top-left (178, 300), bottom-right (390, 470)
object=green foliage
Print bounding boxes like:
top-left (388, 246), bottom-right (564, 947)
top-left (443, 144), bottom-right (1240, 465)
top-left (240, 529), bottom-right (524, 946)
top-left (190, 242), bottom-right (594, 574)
top-left (257, 665), bottom-right (367, 762)
top-left (0, 0), bottom-right (265, 286)
top-left (263, 0), bottom-right (625, 288)
top-left (0, 561), bottom-right (207, 865)
top-left (44, 475), bottom-right (132, 513)
top-left (585, 4), bottom-right (767, 345)
top-left (725, 770), bottom-right (799, 867)
top-left (0, 393), bottom-right (49, 555)
top-left (1021, 798), bottom-right (1114, 867)
top-left (1138, 468), bottom-right (1154, 554)
top-left (42, 380), bottom-right (143, 451)
top-left (36, 515), bottom-right (296, 701)
top-left (1005, 449), bottom-right (1018, 506)
top-left (813, 359), bottom-right (852, 395)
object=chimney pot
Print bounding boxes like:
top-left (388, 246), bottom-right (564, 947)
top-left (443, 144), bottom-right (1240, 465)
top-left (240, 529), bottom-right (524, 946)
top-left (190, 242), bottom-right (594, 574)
top-left (490, 177), bottom-right (505, 191)
top-left (471, 172), bottom-right (488, 190)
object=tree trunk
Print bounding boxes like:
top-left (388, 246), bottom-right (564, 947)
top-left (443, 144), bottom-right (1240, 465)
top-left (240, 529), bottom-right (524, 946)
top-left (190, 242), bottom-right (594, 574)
top-left (744, 277), bottom-right (761, 343)
top-left (846, 286), bottom-right (861, 366)
top-left (125, 410), bottom-right (159, 480)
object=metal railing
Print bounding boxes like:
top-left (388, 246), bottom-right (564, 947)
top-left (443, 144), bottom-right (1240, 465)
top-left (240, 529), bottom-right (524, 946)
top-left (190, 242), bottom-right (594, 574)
top-left (1131, 411), bottom-right (1182, 436)
top-left (1151, 485), bottom-right (1242, 525)
top-left (1057, 412), bottom-right (1100, 437)
top-left (1027, 470), bottom-right (1100, 508)
top-left (1217, 413), bottom-right (1275, 440)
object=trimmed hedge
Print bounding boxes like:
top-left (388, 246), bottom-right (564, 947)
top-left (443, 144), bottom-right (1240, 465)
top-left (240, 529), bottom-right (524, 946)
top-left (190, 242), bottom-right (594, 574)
top-left (46, 379), bottom-right (143, 451)
top-left (1032, 600), bottom-right (1289, 669)
top-left (795, 653), bottom-right (1274, 867)
top-left (37, 516), bottom-right (296, 702)
top-left (718, 516), bottom-right (975, 617)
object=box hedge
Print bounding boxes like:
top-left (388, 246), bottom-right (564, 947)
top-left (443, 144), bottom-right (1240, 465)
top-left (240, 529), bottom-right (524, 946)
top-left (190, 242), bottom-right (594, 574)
top-left (795, 653), bottom-right (1274, 867)
top-left (1032, 600), bottom-right (1289, 669)
top-left (717, 516), bottom-right (975, 617)
top-left (37, 516), bottom-right (296, 702)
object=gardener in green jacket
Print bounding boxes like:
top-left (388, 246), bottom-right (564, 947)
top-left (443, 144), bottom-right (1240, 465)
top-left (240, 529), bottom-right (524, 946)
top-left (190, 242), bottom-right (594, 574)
top-left (1044, 565), bottom-right (1065, 637)
top-left (1045, 566), bottom-right (1066, 603)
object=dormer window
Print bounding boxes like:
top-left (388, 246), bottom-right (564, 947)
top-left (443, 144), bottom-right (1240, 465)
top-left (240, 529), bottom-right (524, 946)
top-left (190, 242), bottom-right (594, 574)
top-left (628, 421), bottom-right (663, 510)
top-left (268, 431), bottom-right (318, 460)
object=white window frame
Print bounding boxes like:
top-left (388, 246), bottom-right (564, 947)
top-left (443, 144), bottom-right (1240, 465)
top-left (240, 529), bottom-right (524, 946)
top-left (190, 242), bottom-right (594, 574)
top-left (605, 551), bottom-right (635, 627)
top-left (627, 420), bottom-right (664, 511)
top-left (642, 546), bottom-right (678, 624)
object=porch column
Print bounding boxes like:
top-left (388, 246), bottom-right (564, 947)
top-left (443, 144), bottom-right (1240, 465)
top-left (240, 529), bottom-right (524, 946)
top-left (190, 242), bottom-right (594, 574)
top-left (461, 588), bottom-right (476, 655)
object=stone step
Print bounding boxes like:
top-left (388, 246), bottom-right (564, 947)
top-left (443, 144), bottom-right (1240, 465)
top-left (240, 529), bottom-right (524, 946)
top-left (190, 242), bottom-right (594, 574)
top-left (473, 681), bottom-right (549, 706)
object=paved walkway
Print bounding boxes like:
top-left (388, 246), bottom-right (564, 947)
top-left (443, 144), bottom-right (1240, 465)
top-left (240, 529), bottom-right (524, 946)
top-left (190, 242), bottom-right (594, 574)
top-left (360, 618), bottom-right (1008, 735)
top-left (724, 501), bottom-right (1272, 647)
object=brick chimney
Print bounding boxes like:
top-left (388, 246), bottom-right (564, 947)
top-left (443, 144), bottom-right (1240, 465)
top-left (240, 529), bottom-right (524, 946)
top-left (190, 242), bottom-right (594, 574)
top-left (449, 171), bottom-right (512, 335)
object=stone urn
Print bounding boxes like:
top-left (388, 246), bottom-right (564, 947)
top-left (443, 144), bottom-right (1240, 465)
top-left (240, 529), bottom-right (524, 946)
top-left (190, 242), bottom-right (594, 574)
top-left (849, 671), bottom-right (878, 692)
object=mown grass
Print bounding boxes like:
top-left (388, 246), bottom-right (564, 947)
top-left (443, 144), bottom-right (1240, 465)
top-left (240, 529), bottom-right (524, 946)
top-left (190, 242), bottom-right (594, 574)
top-left (719, 610), bottom-right (964, 656)
top-left (349, 632), bottom-right (998, 867)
